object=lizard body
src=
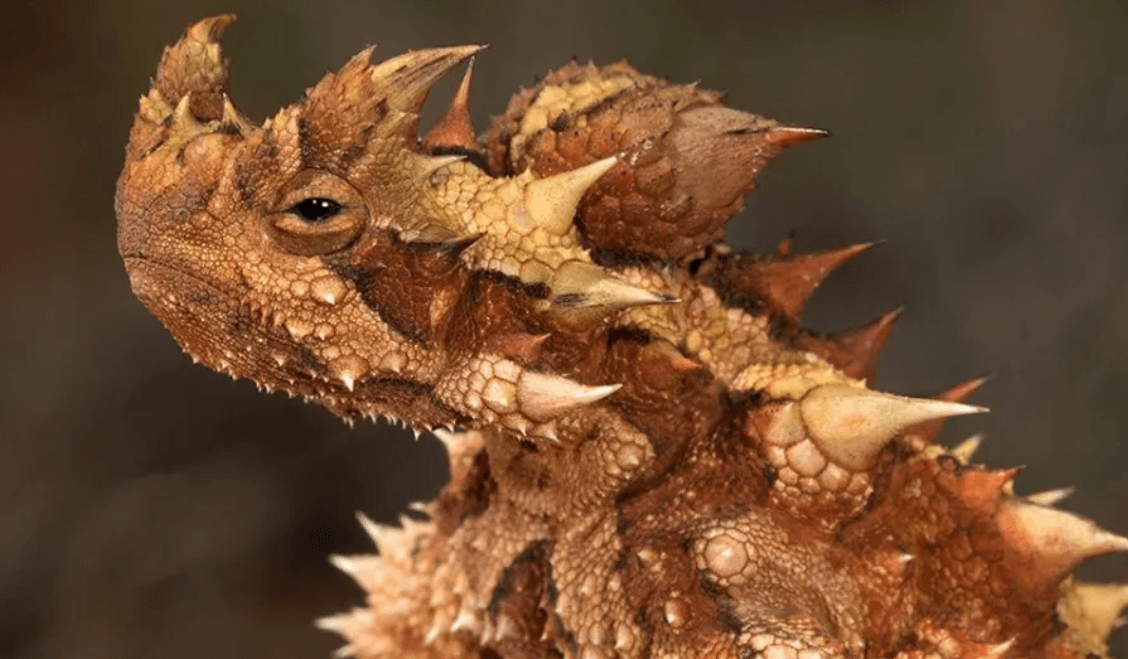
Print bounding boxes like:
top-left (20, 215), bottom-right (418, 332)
top-left (116, 16), bottom-right (1128, 659)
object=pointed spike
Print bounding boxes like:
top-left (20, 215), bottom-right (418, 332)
top-left (503, 417), bottom-right (533, 438)
top-left (400, 224), bottom-right (482, 273)
top-left (422, 58), bottom-right (479, 152)
top-left (416, 153), bottom-right (466, 177)
top-left (799, 384), bottom-right (988, 471)
top-left (399, 220), bottom-right (465, 244)
top-left (1026, 486), bottom-right (1075, 507)
top-left (797, 305), bottom-right (903, 382)
top-left (486, 332), bottom-right (551, 361)
top-left (424, 616), bottom-right (445, 644)
top-left (407, 500), bottom-right (433, 517)
top-left (411, 229), bottom-right (483, 263)
top-left (315, 614), bottom-right (348, 633)
top-left (171, 93), bottom-right (201, 131)
top-left (670, 355), bottom-right (703, 372)
top-left (760, 125), bottom-right (831, 149)
top-left (984, 638), bottom-right (1014, 659)
top-left (481, 617), bottom-right (498, 644)
top-left (355, 511), bottom-right (390, 549)
top-left (647, 339), bottom-right (705, 374)
top-left (431, 233), bottom-right (483, 259)
top-left (997, 499), bottom-right (1128, 586)
top-left (935, 374), bottom-right (994, 403)
top-left (340, 45), bottom-right (376, 76)
top-left (659, 109), bottom-right (823, 240)
top-left (730, 242), bottom-right (879, 323)
top-left (219, 94), bottom-right (238, 123)
top-left (525, 156), bottom-right (619, 235)
top-left (450, 608), bottom-right (479, 633)
top-left (368, 44), bottom-right (486, 117)
top-left (904, 375), bottom-right (992, 444)
top-left (431, 428), bottom-right (486, 475)
top-left (329, 554), bottom-right (359, 576)
top-left (951, 433), bottom-right (984, 463)
top-left (398, 513), bottom-right (421, 530)
top-left (533, 424), bottom-right (559, 443)
top-left (516, 371), bottom-right (621, 422)
top-left (552, 260), bottom-right (677, 312)
top-left (962, 467), bottom-right (1021, 507)
top-left (220, 93), bottom-right (254, 133)
top-left (773, 232), bottom-right (796, 258)
top-left (186, 14), bottom-right (237, 44)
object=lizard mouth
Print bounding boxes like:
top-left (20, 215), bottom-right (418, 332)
top-left (122, 253), bottom-right (235, 316)
top-left (121, 253), bottom-right (260, 374)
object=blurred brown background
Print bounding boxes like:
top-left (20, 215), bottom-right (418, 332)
top-left (1, 1), bottom-right (1125, 657)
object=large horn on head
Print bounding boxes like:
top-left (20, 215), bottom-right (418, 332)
top-left (153, 14), bottom-right (236, 121)
top-left (127, 15), bottom-right (240, 160)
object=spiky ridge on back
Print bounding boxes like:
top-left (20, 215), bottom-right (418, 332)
top-left (116, 16), bottom-right (1128, 659)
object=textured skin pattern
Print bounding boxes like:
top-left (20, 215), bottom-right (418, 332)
top-left (116, 17), bottom-right (1128, 659)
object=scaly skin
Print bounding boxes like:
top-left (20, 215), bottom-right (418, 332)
top-left (116, 16), bottom-right (1128, 659)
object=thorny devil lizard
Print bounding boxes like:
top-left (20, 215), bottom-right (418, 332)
top-left (115, 16), bottom-right (1128, 659)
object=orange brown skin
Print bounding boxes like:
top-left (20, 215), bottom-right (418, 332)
top-left (117, 16), bottom-right (1126, 659)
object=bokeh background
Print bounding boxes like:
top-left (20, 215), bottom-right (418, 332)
top-left (2, 1), bottom-right (1126, 657)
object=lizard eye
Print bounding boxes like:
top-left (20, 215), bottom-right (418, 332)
top-left (269, 170), bottom-right (369, 256)
top-left (291, 198), bottom-right (343, 223)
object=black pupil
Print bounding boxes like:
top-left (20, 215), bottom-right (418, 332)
top-left (293, 198), bottom-right (342, 222)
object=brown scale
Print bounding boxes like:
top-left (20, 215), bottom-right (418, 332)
top-left (599, 336), bottom-right (724, 465)
top-left (325, 230), bottom-right (472, 344)
top-left (841, 456), bottom-right (1055, 655)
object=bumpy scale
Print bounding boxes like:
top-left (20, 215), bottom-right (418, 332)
top-left (116, 16), bottom-right (1128, 659)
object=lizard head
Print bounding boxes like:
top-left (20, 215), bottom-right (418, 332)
top-left (115, 16), bottom-right (844, 435)
top-left (117, 15), bottom-right (492, 425)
